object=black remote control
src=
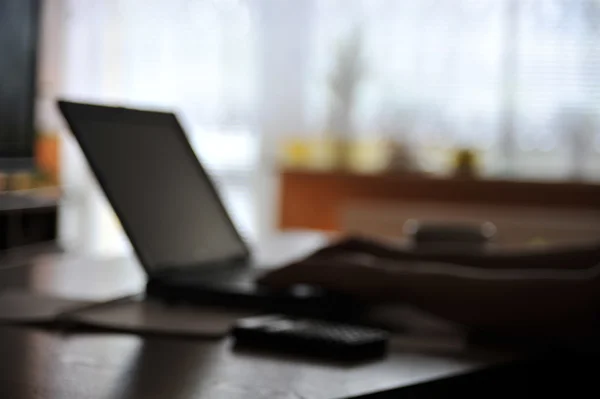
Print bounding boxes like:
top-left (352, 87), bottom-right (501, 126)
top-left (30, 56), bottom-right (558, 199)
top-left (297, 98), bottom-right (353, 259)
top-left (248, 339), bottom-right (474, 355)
top-left (231, 315), bottom-right (389, 361)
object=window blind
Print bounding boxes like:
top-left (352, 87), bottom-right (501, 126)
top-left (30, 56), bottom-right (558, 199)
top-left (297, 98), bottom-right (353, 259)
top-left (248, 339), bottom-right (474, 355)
top-left (308, 0), bottom-right (600, 179)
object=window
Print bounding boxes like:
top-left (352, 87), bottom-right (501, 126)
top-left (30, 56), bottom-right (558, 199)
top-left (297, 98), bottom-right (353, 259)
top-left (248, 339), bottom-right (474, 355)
top-left (43, 0), bottom-right (600, 255)
top-left (307, 0), bottom-right (600, 180)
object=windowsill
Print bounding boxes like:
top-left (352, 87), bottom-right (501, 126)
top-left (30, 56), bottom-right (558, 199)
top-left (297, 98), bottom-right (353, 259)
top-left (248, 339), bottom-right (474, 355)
top-left (278, 168), bottom-right (600, 232)
top-left (279, 166), bottom-right (600, 186)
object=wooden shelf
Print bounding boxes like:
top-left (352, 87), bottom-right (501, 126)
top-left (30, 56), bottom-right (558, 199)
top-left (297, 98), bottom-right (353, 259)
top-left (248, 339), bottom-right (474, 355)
top-left (279, 169), bottom-right (600, 231)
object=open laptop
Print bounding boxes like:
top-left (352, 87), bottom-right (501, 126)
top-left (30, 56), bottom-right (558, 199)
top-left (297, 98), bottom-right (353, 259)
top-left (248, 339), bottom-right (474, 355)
top-left (58, 101), bottom-right (358, 317)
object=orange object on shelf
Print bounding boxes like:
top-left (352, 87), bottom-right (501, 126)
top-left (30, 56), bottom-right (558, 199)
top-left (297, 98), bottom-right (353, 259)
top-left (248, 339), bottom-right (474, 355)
top-left (35, 134), bottom-right (60, 185)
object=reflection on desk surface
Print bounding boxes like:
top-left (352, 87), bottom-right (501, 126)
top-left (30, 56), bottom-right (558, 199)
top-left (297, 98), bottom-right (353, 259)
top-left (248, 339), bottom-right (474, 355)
top-left (0, 326), bottom-right (511, 399)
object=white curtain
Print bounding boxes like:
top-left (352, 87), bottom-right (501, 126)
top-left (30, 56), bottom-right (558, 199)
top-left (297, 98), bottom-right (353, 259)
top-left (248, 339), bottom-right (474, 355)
top-left (44, 0), bottom-right (263, 254)
top-left (39, 0), bottom-right (600, 255)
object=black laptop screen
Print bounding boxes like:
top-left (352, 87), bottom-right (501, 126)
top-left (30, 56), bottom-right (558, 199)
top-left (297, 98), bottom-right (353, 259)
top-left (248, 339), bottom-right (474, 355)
top-left (61, 103), bottom-right (248, 272)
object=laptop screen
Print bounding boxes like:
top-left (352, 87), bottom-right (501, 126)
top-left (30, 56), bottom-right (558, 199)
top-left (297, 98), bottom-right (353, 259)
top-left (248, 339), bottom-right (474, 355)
top-left (59, 102), bottom-right (248, 273)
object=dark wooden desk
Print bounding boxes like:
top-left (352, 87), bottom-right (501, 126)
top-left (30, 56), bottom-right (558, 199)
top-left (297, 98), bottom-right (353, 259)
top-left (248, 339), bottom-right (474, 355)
top-left (0, 234), bottom-right (518, 399)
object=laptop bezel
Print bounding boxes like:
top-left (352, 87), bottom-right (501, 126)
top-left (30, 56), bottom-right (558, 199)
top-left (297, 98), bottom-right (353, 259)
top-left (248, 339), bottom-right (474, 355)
top-left (57, 100), bottom-right (252, 277)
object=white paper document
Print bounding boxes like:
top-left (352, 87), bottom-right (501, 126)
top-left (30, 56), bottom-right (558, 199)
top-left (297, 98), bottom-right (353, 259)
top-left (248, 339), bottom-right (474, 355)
top-left (65, 297), bottom-right (255, 338)
top-left (0, 289), bottom-right (94, 324)
top-left (0, 289), bottom-right (254, 338)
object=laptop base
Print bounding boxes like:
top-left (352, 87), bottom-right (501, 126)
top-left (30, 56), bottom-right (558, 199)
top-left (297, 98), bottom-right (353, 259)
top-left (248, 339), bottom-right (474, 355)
top-left (146, 278), bottom-right (366, 321)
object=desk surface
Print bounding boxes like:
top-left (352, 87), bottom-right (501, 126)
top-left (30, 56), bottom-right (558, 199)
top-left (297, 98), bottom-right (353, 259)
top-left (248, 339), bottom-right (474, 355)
top-left (0, 233), bottom-right (513, 399)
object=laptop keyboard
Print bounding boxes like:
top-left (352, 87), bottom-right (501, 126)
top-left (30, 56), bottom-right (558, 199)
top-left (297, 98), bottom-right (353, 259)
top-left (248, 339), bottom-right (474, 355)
top-left (220, 268), bottom-right (263, 286)
top-left (181, 267), bottom-right (265, 289)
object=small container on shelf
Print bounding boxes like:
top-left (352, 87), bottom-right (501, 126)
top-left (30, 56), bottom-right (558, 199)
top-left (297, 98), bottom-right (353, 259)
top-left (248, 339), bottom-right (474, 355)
top-left (403, 219), bottom-right (497, 252)
top-left (453, 148), bottom-right (480, 179)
